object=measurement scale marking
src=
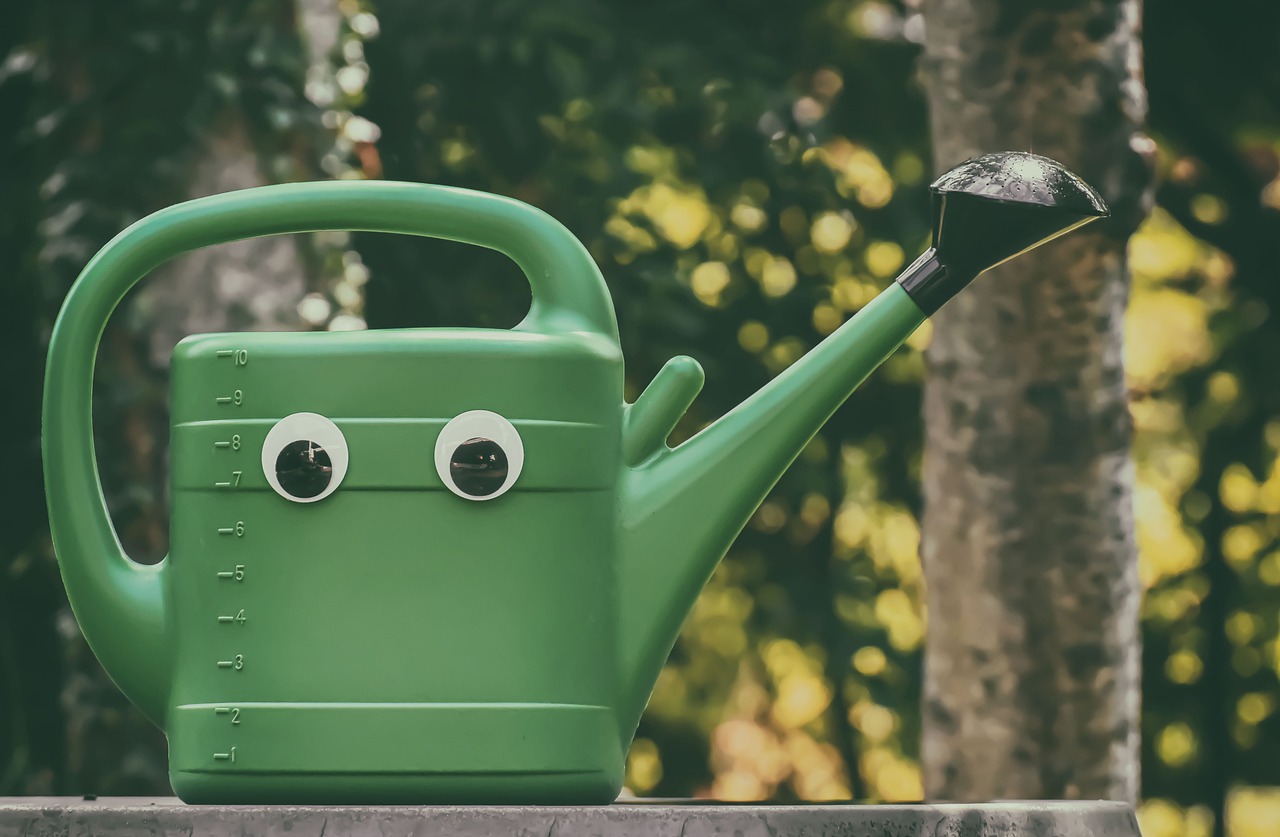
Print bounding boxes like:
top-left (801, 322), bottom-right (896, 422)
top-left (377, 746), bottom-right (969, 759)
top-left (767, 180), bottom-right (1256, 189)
top-left (216, 571), bottom-right (234, 579)
top-left (214, 708), bottom-right (231, 715)
top-left (217, 616), bottom-right (235, 623)
top-left (216, 660), bottom-right (235, 668)
top-left (213, 752), bottom-right (232, 760)
top-left (215, 481), bottom-right (231, 488)
top-left (214, 441), bottom-right (231, 448)
top-left (215, 396), bottom-right (233, 404)
top-left (217, 527), bottom-right (234, 535)
top-left (216, 350), bottom-right (234, 357)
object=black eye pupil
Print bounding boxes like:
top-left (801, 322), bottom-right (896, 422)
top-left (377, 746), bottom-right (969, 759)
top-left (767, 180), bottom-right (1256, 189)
top-left (450, 437), bottom-right (508, 497)
top-left (276, 440), bottom-right (333, 499)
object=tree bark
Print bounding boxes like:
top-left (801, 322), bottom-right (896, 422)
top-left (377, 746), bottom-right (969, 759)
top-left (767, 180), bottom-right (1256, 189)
top-left (63, 117), bottom-right (310, 796)
top-left (135, 118), bottom-right (306, 368)
top-left (918, 0), bottom-right (1153, 803)
top-left (44, 0), bottom-right (324, 795)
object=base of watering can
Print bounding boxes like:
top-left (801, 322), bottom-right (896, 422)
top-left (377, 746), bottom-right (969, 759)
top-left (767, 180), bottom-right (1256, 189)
top-left (166, 702), bottom-right (626, 804)
top-left (0, 798), bottom-right (1143, 836)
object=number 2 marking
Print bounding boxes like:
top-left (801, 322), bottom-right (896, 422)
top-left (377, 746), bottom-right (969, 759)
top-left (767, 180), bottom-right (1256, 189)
top-left (214, 707), bottom-right (241, 725)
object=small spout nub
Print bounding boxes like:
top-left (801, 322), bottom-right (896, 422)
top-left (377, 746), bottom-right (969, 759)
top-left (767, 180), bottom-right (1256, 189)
top-left (898, 151), bottom-right (1110, 314)
top-left (624, 356), bottom-right (705, 466)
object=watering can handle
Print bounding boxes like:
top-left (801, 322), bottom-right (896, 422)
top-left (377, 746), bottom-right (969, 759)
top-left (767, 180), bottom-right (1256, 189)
top-left (41, 180), bottom-right (618, 722)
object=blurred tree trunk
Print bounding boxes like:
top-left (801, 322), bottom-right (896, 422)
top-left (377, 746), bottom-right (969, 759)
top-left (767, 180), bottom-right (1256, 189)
top-left (65, 119), bottom-right (309, 797)
top-left (918, 0), bottom-right (1154, 803)
top-left (0, 0), bottom-right (323, 795)
top-left (135, 122), bottom-right (306, 368)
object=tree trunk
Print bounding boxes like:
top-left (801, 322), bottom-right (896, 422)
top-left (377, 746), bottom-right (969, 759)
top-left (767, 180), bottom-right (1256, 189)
top-left (918, 0), bottom-right (1153, 803)
top-left (11, 0), bottom-right (326, 795)
top-left (62, 117), bottom-right (310, 796)
top-left (135, 118), bottom-right (306, 368)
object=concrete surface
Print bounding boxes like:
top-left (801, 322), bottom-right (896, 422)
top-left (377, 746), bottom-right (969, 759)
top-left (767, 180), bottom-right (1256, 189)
top-left (0, 797), bottom-right (1142, 836)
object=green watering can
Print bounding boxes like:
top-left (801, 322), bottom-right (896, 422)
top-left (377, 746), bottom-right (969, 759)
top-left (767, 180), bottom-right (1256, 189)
top-left (43, 151), bottom-right (1106, 804)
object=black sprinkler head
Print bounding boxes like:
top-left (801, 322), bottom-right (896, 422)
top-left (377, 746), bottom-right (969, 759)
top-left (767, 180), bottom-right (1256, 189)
top-left (896, 151), bottom-right (1109, 315)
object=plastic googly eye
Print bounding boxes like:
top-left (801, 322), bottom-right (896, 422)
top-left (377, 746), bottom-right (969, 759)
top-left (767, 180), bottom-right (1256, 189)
top-left (261, 412), bottom-right (349, 503)
top-left (435, 411), bottom-right (524, 500)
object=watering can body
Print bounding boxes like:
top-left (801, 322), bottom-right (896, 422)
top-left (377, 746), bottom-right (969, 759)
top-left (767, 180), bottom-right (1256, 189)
top-left (165, 329), bottom-right (624, 802)
top-left (42, 154), bottom-right (1107, 804)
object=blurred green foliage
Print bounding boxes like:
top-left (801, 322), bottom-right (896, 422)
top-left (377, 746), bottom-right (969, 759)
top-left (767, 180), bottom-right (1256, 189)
top-left (2, 0), bottom-right (1280, 834)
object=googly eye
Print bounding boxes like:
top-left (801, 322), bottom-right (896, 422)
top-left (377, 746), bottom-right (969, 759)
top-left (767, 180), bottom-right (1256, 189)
top-left (435, 410), bottom-right (524, 501)
top-left (261, 412), bottom-right (349, 503)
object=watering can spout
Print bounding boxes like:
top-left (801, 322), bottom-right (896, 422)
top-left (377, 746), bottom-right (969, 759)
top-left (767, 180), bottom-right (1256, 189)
top-left (614, 151), bottom-right (1108, 738)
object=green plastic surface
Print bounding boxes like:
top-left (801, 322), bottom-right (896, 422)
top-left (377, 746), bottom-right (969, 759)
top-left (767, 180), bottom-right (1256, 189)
top-left (42, 180), bottom-right (928, 804)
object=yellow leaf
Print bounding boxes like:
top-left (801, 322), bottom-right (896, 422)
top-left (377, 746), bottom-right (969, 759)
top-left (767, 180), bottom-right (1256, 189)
top-left (853, 646), bottom-right (887, 677)
top-left (810, 211), bottom-right (855, 254)
top-left (1156, 722), bottom-right (1196, 767)
top-left (691, 261), bottom-right (732, 304)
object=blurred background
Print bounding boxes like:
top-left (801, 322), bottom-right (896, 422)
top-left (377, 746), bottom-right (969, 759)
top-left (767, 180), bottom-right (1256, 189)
top-left (1, 1), bottom-right (1278, 836)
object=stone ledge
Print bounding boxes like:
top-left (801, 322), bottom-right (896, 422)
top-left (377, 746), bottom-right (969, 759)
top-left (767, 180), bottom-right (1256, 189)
top-left (0, 798), bottom-right (1141, 837)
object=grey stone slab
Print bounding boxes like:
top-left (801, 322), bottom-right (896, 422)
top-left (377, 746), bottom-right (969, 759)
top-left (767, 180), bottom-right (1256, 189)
top-left (0, 798), bottom-right (1141, 837)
